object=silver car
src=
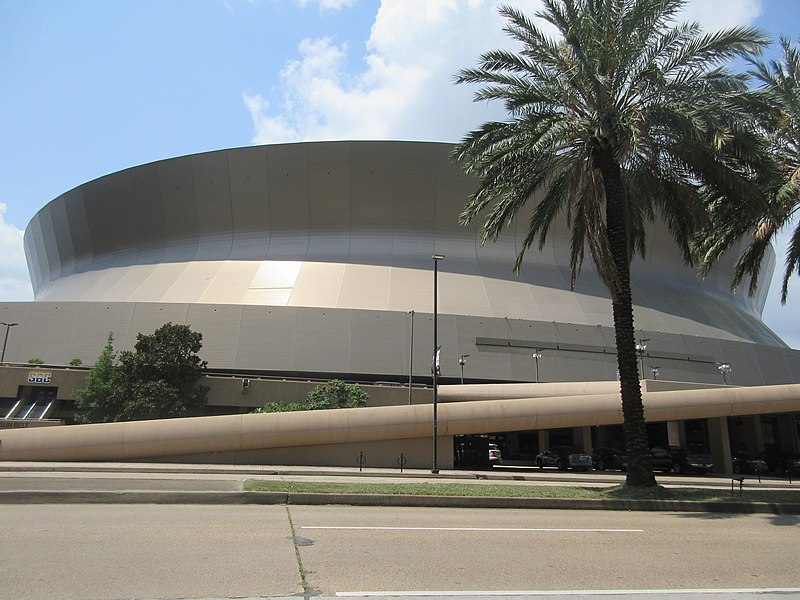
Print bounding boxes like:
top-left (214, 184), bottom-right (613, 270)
top-left (535, 446), bottom-right (593, 471)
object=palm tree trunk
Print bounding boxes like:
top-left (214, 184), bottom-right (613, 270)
top-left (598, 150), bottom-right (657, 487)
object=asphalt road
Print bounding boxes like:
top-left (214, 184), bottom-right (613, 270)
top-left (2, 503), bottom-right (798, 599)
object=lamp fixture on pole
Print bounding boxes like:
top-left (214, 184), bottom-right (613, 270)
top-left (458, 354), bottom-right (469, 385)
top-left (1, 322), bottom-right (18, 364)
top-left (532, 350), bottom-right (542, 383)
top-left (635, 337), bottom-right (650, 376)
top-left (431, 254), bottom-right (444, 474)
top-left (717, 362), bottom-right (731, 386)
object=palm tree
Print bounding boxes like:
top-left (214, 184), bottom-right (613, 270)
top-left (452, 0), bottom-right (767, 486)
top-left (696, 37), bottom-right (800, 304)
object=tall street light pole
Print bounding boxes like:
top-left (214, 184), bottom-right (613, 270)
top-left (431, 254), bottom-right (444, 474)
top-left (1, 322), bottom-right (18, 364)
top-left (532, 350), bottom-right (542, 383)
top-left (458, 354), bottom-right (469, 385)
top-left (408, 310), bottom-right (415, 405)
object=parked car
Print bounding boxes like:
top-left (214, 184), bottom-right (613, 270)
top-left (732, 452), bottom-right (769, 475)
top-left (592, 447), bottom-right (627, 471)
top-left (536, 446), bottom-right (593, 471)
top-left (489, 443), bottom-right (503, 465)
top-left (658, 445), bottom-right (713, 474)
top-left (761, 451), bottom-right (800, 477)
top-left (647, 447), bottom-right (675, 472)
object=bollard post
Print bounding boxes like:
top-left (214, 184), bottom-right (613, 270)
top-left (397, 453), bottom-right (407, 473)
top-left (356, 451), bottom-right (366, 472)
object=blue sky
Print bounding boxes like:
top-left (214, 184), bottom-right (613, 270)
top-left (1, 0), bottom-right (798, 348)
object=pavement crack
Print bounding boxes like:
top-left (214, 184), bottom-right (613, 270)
top-left (285, 505), bottom-right (319, 598)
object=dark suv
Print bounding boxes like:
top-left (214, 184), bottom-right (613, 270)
top-left (656, 445), bottom-right (714, 474)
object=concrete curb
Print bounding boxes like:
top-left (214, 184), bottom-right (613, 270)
top-left (2, 490), bottom-right (799, 514)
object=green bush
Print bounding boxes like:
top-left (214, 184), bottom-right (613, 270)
top-left (253, 379), bottom-right (368, 413)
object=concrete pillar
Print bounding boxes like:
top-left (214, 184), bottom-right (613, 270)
top-left (595, 426), bottom-right (608, 448)
top-left (666, 421), bottom-right (685, 447)
top-left (538, 430), bottom-right (550, 453)
top-left (707, 417), bottom-right (732, 475)
top-left (778, 416), bottom-right (796, 452)
top-left (744, 415), bottom-right (764, 453)
top-left (574, 426), bottom-right (592, 452)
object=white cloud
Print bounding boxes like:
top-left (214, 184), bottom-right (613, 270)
top-left (679, 0), bottom-right (762, 29)
top-left (297, 0), bottom-right (358, 11)
top-left (244, 0), bottom-right (764, 145)
top-left (0, 203), bottom-right (34, 302)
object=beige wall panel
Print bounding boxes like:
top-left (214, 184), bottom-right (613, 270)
top-left (126, 304), bottom-right (191, 350)
top-left (242, 289), bottom-right (291, 306)
top-left (291, 309), bottom-right (351, 372)
top-left (289, 262), bottom-right (346, 308)
top-left (127, 263), bottom-right (190, 302)
top-left (438, 272), bottom-right (492, 318)
top-left (74, 266), bottom-right (137, 302)
top-left (228, 146), bottom-right (270, 259)
top-left (267, 144), bottom-right (310, 259)
top-left (35, 270), bottom-right (96, 302)
top-left (527, 285), bottom-right (586, 324)
top-left (308, 142), bottom-right (351, 261)
top-left (186, 304), bottom-right (243, 368)
top-left (227, 436), bottom-right (444, 469)
top-left (98, 265), bottom-right (161, 302)
top-left (481, 277), bottom-right (536, 321)
top-left (197, 261), bottom-right (259, 304)
top-left (387, 268), bottom-right (431, 313)
top-left (69, 304), bottom-right (137, 364)
top-left (13, 304), bottom-right (81, 364)
top-left (156, 156), bottom-right (200, 261)
top-left (350, 310), bottom-right (407, 375)
top-left (191, 152), bottom-right (234, 260)
top-left (235, 306), bottom-right (297, 371)
top-left (0, 305), bottom-right (31, 364)
top-left (161, 261), bottom-right (223, 303)
top-left (338, 264), bottom-right (390, 310)
top-left (552, 322), bottom-right (607, 348)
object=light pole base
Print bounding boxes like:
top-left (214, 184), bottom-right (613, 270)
top-left (430, 468), bottom-right (439, 474)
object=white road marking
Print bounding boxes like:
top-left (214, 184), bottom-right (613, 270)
top-left (335, 589), bottom-right (800, 597)
top-left (301, 526), bottom-right (643, 532)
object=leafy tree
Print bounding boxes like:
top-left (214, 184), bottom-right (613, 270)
top-left (115, 323), bottom-right (209, 420)
top-left (696, 37), bottom-right (800, 303)
top-left (453, 0), bottom-right (766, 486)
top-left (254, 379), bottom-right (368, 413)
top-left (27, 358), bottom-right (44, 365)
top-left (74, 325), bottom-right (209, 423)
top-left (69, 358), bottom-right (83, 366)
top-left (74, 333), bottom-right (124, 424)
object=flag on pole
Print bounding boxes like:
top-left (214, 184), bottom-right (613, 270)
top-left (431, 345), bottom-right (441, 377)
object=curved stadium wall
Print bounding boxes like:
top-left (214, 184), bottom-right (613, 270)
top-left (10, 140), bottom-right (799, 386)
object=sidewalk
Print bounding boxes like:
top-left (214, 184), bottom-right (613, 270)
top-left (1, 461), bottom-right (798, 514)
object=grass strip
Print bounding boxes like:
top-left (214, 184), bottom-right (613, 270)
top-left (243, 480), bottom-right (800, 504)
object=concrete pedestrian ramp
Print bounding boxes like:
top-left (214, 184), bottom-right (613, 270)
top-left (1, 382), bottom-right (798, 468)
